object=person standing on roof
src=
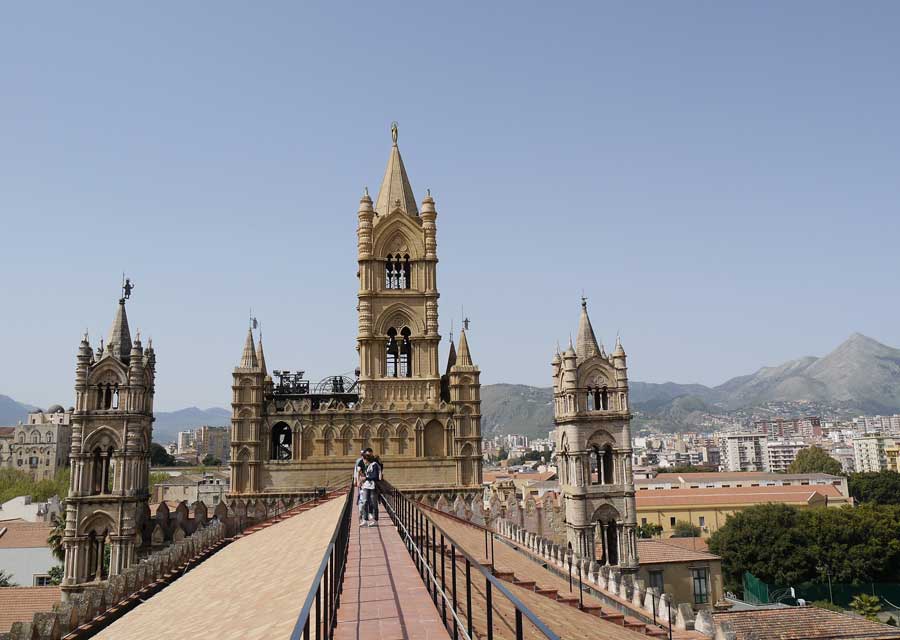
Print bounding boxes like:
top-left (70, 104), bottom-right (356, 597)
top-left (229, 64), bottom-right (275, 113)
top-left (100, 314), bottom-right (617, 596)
top-left (355, 448), bottom-right (372, 524)
top-left (361, 453), bottom-right (382, 527)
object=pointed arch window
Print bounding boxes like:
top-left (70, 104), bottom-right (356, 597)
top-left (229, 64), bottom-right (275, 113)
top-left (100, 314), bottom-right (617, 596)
top-left (587, 385), bottom-right (609, 411)
top-left (386, 327), bottom-right (413, 378)
top-left (385, 254), bottom-right (411, 290)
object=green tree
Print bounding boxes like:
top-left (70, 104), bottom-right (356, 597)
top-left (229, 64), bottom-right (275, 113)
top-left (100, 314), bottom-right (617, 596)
top-left (656, 465), bottom-right (717, 474)
top-left (47, 565), bottom-right (63, 586)
top-left (709, 503), bottom-right (900, 594)
top-left (849, 471), bottom-right (900, 505)
top-left (0, 468), bottom-right (69, 505)
top-left (149, 442), bottom-right (175, 467)
top-left (47, 509), bottom-right (66, 562)
top-left (0, 569), bottom-right (16, 587)
top-left (708, 503), bottom-right (814, 593)
top-left (849, 593), bottom-right (882, 621)
top-left (637, 522), bottom-right (664, 539)
top-left (787, 446), bottom-right (843, 475)
top-left (201, 454), bottom-right (222, 466)
top-left (671, 520), bottom-right (702, 537)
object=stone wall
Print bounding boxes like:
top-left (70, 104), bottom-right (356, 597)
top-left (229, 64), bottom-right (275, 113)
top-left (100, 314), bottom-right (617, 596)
top-left (2, 520), bottom-right (227, 640)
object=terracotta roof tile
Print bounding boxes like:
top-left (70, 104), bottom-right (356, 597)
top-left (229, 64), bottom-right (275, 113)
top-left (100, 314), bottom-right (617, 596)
top-left (0, 586), bottom-right (61, 633)
top-left (633, 540), bottom-right (720, 564)
top-left (657, 537), bottom-right (710, 553)
top-left (0, 520), bottom-right (52, 549)
top-left (713, 606), bottom-right (900, 640)
top-left (636, 484), bottom-right (843, 508)
top-left (0, 427), bottom-right (15, 437)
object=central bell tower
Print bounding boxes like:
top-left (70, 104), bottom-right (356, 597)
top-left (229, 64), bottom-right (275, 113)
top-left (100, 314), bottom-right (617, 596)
top-left (356, 123), bottom-right (441, 404)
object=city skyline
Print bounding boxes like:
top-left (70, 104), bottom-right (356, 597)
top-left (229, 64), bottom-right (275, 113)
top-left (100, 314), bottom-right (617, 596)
top-left (2, 3), bottom-right (900, 410)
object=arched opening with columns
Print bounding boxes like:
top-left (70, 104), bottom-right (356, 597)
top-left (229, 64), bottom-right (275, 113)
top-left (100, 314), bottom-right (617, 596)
top-left (271, 422), bottom-right (292, 460)
top-left (81, 512), bottom-right (116, 581)
top-left (592, 504), bottom-right (621, 566)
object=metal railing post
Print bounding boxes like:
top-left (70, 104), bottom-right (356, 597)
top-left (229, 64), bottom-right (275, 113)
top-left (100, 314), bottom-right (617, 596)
top-left (452, 545), bottom-right (458, 640)
top-left (440, 532), bottom-right (447, 625)
top-left (486, 577), bottom-right (494, 640)
top-left (466, 558), bottom-right (473, 639)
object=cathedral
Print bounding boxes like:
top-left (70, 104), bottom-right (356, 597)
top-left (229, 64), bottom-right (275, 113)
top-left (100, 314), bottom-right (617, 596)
top-left (553, 300), bottom-right (638, 571)
top-left (228, 124), bottom-right (483, 497)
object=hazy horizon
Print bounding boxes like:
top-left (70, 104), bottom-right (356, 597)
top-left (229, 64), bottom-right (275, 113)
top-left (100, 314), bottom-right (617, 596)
top-left (2, 3), bottom-right (899, 410)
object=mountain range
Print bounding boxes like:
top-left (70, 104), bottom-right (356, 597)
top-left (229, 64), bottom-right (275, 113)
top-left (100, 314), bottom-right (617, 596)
top-left (3, 333), bottom-right (899, 440)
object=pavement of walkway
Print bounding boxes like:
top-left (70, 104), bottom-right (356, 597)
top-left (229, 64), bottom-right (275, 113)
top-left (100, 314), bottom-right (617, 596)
top-left (94, 496), bottom-right (346, 640)
top-left (334, 512), bottom-right (450, 640)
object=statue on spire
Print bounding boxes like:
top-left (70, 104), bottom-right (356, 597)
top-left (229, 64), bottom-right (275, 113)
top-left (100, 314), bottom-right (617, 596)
top-left (122, 274), bottom-right (135, 301)
top-left (391, 121), bottom-right (399, 145)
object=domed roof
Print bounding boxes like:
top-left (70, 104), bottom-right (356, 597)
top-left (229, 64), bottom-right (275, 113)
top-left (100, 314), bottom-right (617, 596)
top-left (47, 404), bottom-right (65, 413)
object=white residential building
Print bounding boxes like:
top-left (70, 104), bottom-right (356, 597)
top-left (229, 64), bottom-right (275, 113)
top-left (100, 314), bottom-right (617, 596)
top-left (765, 440), bottom-right (809, 473)
top-left (718, 433), bottom-right (768, 472)
top-left (852, 434), bottom-right (896, 473)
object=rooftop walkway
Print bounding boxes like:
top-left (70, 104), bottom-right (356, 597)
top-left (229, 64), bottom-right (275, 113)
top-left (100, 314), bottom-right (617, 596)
top-left (334, 515), bottom-right (449, 640)
top-left (93, 496), bottom-right (345, 640)
top-left (425, 510), bottom-right (700, 640)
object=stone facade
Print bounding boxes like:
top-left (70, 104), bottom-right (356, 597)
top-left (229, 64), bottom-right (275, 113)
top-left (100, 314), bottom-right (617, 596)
top-left (553, 300), bottom-right (638, 571)
top-left (0, 408), bottom-right (72, 480)
top-left (229, 125), bottom-right (482, 498)
top-left (61, 298), bottom-right (156, 598)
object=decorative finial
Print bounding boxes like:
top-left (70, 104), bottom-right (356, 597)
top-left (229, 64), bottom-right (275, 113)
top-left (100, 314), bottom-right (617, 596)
top-left (581, 294), bottom-right (588, 309)
top-left (364, 186), bottom-right (369, 197)
top-left (463, 317), bottom-right (471, 331)
top-left (135, 329), bottom-right (141, 342)
top-left (391, 121), bottom-right (399, 145)
top-left (426, 188), bottom-right (431, 197)
top-left (83, 329), bottom-right (89, 342)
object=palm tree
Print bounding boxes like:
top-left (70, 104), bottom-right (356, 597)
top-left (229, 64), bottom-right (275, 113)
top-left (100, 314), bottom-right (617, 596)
top-left (0, 569), bottom-right (16, 587)
top-left (47, 509), bottom-right (66, 563)
top-left (850, 593), bottom-right (882, 621)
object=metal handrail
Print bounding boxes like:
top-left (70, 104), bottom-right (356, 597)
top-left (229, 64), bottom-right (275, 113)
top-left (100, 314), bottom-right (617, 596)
top-left (381, 482), bottom-right (560, 640)
top-left (290, 485), bottom-right (353, 640)
top-left (380, 494), bottom-right (473, 640)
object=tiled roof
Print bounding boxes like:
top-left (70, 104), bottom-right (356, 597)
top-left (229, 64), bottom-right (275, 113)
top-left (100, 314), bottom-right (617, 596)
top-left (644, 472), bottom-right (843, 482)
top-left (0, 586), bottom-right (61, 633)
top-left (0, 427), bottom-right (15, 437)
top-left (713, 606), bottom-right (900, 640)
top-left (633, 539), bottom-right (720, 564)
top-left (0, 520), bottom-right (52, 549)
top-left (657, 537), bottom-right (710, 553)
top-left (636, 484), bottom-right (843, 508)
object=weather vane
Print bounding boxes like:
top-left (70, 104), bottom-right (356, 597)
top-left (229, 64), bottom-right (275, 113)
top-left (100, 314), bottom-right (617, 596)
top-left (121, 273), bottom-right (135, 301)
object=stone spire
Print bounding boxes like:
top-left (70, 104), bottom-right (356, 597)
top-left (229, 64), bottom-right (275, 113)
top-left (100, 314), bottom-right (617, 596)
top-left (576, 298), bottom-right (601, 363)
top-left (445, 336), bottom-right (457, 375)
top-left (374, 122), bottom-right (418, 217)
top-left (257, 332), bottom-right (267, 376)
top-left (456, 329), bottom-right (473, 366)
top-left (239, 328), bottom-right (258, 368)
top-left (613, 335), bottom-right (626, 357)
top-left (105, 298), bottom-right (132, 362)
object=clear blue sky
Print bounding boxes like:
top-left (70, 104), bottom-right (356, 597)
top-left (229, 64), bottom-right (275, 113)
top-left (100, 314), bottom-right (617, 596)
top-left (2, 3), bottom-right (899, 410)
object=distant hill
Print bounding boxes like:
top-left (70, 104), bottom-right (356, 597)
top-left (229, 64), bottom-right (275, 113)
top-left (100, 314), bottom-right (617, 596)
top-left (5, 333), bottom-right (899, 439)
top-left (0, 394), bottom-right (39, 425)
top-left (153, 407), bottom-right (231, 443)
top-left (478, 334), bottom-right (900, 436)
top-left (714, 333), bottom-right (900, 412)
